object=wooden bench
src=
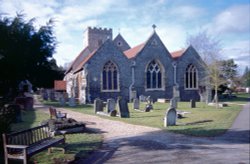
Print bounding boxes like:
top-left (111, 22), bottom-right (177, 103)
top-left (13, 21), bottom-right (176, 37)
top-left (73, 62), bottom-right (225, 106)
top-left (2, 124), bottom-right (65, 164)
top-left (49, 107), bottom-right (67, 119)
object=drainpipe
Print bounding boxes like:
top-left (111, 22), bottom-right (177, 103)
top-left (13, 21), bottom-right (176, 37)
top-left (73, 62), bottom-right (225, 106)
top-left (129, 60), bottom-right (136, 102)
top-left (172, 61), bottom-right (177, 85)
top-left (172, 61), bottom-right (180, 101)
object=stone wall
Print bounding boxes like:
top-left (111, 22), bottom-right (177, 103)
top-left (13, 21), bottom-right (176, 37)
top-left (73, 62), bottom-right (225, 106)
top-left (86, 39), bottom-right (131, 102)
top-left (176, 46), bottom-right (207, 101)
top-left (132, 33), bottom-right (174, 101)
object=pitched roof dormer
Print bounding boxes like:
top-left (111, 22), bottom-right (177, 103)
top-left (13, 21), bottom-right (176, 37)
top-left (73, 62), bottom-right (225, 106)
top-left (113, 33), bottom-right (131, 51)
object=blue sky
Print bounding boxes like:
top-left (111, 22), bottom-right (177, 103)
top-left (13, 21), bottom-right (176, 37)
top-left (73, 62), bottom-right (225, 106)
top-left (0, 0), bottom-right (249, 74)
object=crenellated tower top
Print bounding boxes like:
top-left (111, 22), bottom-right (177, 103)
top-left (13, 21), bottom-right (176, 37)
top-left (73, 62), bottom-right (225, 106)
top-left (83, 26), bottom-right (113, 52)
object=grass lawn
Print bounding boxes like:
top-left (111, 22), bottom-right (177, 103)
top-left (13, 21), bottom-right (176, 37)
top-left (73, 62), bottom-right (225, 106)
top-left (44, 93), bottom-right (249, 137)
top-left (2, 109), bottom-right (102, 164)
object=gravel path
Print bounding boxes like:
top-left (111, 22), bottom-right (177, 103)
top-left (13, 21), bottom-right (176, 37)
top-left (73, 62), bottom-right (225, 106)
top-left (34, 100), bottom-right (250, 164)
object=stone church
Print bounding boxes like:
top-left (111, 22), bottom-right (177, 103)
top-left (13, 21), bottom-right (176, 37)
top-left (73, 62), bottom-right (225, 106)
top-left (64, 26), bottom-right (208, 104)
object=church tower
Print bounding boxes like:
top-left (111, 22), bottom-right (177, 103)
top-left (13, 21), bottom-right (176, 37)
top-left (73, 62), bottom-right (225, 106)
top-left (83, 27), bottom-right (113, 52)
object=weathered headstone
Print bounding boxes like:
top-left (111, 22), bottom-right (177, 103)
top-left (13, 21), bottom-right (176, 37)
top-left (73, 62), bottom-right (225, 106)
top-left (170, 98), bottom-right (177, 108)
top-left (24, 97), bottom-right (34, 110)
top-left (139, 95), bottom-right (146, 102)
top-left (69, 97), bottom-right (76, 107)
top-left (94, 98), bottom-right (104, 113)
top-left (58, 93), bottom-right (65, 106)
top-left (190, 99), bottom-right (196, 108)
top-left (49, 90), bottom-right (56, 101)
top-left (146, 96), bottom-right (153, 104)
top-left (164, 107), bottom-right (177, 127)
top-left (42, 91), bottom-right (48, 100)
top-left (131, 91), bottom-right (137, 102)
top-left (117, 98), bottom-right (130, 118)
top-left (144, 104), bottom-right (153, 112)
top-left (133, 98), bottom-right (140, 110)
top-left (173, 85), bottom-right (180, 101)
top-left (107, 99), bottom-right (116, 113)
top-left (109, 110), bottom-right (117, 117)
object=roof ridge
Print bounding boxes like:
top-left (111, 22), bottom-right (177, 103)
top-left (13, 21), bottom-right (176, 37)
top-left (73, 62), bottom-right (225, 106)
top-left (170, 48), bottom-right (186, 59)
top-left (123, 42), bottom-right (146, 59)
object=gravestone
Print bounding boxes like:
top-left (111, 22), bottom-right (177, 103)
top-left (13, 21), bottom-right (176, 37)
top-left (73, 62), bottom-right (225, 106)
top-left (144, 104), bottom-right (153, 112)
top-left (49, 91), bottom-right (56, 101)
top-left (107, 99), bottom-right (116, 113)
top-left (133, 98), bottom-right (140, 110)
top-left (131, 91), bottom-right (137, 102)
top-left (59, 93), bottom-right (65, 106)
top-left (170, 98), bottom-right (177, 108)
top-left (190, 99), bottom-right (196, 108)
top-left (139, 95), bottom-right (146, 102)
top-left (94, 98), bottom-right (104, 113)
top-left (173, 85), bottom-right (180, 101)
top-left (42, 91), bottom-right (48, 100)
top-left (24, 97), bottom-right (34, 110)
top-left (117, 98), bottom-right (130, 118)
top-left (164, 107), bottom-right (177, 127)
top-left (69, 97), bottom-right (76, 107)
top-left (109, 110), bottom-right (117, 117)
top-left (146, 96), bottom-right (153, 104)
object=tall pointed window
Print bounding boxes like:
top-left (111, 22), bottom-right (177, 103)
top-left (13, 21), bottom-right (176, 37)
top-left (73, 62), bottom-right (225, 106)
top-left (185, 64), bottom-right (198, 89)
top-left (102, 61), bottom-right (119, 91)
top-left (146, 60), bottom-right (163, 89)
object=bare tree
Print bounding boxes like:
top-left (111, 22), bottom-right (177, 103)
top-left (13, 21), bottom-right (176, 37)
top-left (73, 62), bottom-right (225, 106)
top-left (186, 30), bottom-right (225, 108)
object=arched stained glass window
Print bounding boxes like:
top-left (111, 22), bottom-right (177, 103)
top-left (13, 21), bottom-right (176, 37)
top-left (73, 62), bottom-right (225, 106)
top-left (146, 60), bottom-right (163, 89)
top-left (185, 64), bottom-right (198, 89)
top-left (102, 61), bottom-right (119, 91)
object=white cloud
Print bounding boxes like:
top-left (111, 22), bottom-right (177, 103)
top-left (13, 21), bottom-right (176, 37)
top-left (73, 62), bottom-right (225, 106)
top-left (1, 0), bottom-right (249, 71)
top-left (213, 4), bottom-right (250, 33)
top-left (222, 40), bottom-right (250, 73)
top-left (169, 5), bottom-right (204, 20)
top-left (157, 24), bottom-right (187, 52)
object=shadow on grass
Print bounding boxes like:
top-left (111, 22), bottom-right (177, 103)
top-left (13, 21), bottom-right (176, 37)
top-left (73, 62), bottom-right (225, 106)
top-left (220, 95), bottom-right (250, 103)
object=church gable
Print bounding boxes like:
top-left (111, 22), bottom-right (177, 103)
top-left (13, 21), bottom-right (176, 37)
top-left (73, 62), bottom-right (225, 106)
top-left (113, 33), bottom-right (131, 52)
top-left (175, 45), bottom-right (207, 101)
top-left (88, 38), bottom-right (129, 65)
top-left (129, 31), bottom-right (176, 100)
top-left (176, 45), bottom-right (206, 72)
top-left (85, 38), bottom-right (131, 100)
top-left (126, 31), bottom-right (173, 60)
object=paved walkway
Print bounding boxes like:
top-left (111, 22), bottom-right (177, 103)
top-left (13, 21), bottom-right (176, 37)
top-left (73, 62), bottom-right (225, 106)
top-left (34, 99), bottom-right (250, 164)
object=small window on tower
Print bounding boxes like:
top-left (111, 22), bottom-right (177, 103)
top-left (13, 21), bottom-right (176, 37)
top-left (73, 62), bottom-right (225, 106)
top-left (117, 41), bottom-right (122, 46)
top-left (151, 39), bottom-right (158, 46)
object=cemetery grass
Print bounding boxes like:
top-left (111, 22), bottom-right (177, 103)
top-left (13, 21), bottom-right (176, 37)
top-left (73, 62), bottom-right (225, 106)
top-left (44, 100), bottom-right (244, 137)
top-left (4, 109), bottom-right (102, 164)
top-left (221, 92), bottom-right (250, 104)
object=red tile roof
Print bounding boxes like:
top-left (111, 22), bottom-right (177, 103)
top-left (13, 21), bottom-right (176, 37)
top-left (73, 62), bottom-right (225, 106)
top-left (123, 43), bottom-right (145, 59)
top-left (170, 49), bottom-right (185, 58)
top-left (73, 49), bottom-right (97, 74)
top-left (54, 80), bottom-right (66, 91)
top-left (65, 46), bottom-right (90, 74)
